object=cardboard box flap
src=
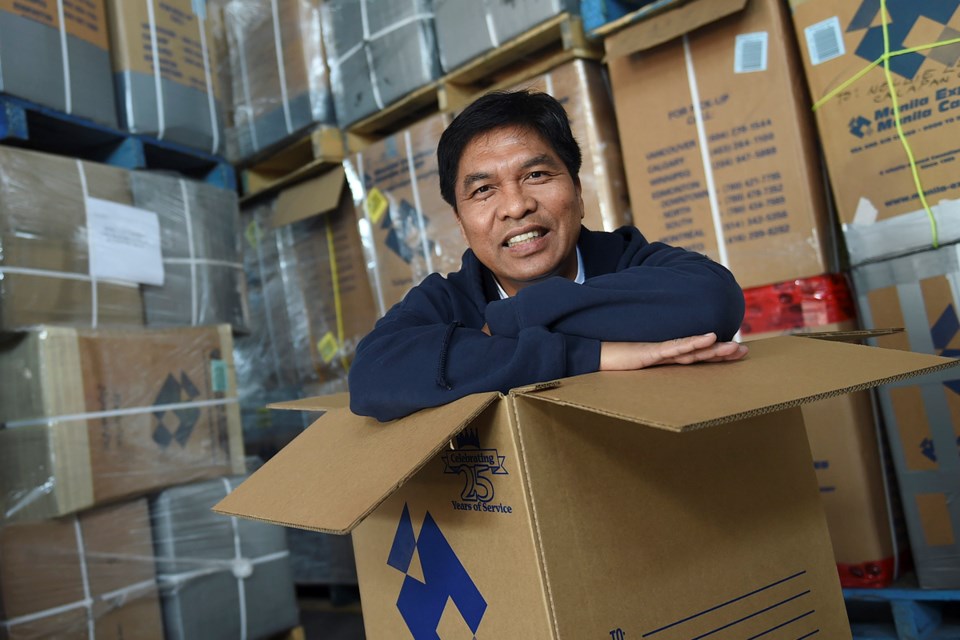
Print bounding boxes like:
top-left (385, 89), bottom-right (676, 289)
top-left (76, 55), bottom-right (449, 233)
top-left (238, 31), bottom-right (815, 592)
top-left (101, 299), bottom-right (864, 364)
top-left (214, 392), bottom-right (499, 534)
top-left (604, 0), bottom-right (748, 59)
top-left (267, 393), bottom-right (350, 412)
top-left (518, 336), bottom-right (957, 432)
top-left (270, 167), bottom-right (346, 228)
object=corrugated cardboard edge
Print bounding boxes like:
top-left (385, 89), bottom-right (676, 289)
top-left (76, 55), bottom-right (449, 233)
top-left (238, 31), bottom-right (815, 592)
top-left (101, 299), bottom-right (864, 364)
top-left (519, 360), bottom-right (960, 434)
top-left (508, 395), bottom-right (562, 639)
top-left (212, 394), bottom-right (501, 534)
top-left (800, 328), bottom-right (903, 342)
top-left (603, 0), bottom-right (748, 59)
top-left (267, 392), bottom-right (350, 412)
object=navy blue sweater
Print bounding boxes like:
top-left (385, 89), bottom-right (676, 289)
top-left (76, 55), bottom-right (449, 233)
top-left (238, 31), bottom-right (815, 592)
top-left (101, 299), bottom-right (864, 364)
top-left (349, 226), bottom-right (744, 421)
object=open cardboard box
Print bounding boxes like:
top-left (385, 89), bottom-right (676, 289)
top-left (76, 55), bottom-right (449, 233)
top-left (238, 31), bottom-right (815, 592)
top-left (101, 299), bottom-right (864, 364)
top-left (215, 336), bottom-right (956, 638)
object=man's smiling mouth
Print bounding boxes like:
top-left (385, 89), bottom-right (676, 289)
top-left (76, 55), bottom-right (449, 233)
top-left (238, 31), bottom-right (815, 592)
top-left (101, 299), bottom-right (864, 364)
top-left (505, 230), bottom-right (543, 247)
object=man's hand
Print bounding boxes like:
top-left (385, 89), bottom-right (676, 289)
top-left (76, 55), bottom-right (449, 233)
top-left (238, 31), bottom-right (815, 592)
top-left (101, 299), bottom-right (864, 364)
top-left (599, 332), bottom-right (748, 371)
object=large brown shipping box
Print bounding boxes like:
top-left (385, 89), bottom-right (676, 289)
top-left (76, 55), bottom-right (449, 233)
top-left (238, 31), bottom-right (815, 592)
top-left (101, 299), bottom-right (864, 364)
top-left (216, 337), bottom-right (957, 638)
top-left (790, 0), bottom-right (960, 266)
top-left (0, 147), bottom-right (144, 331)
top-left (0, 499), bottom-right (164, 639)
top-left (607, 0), bottom-right (834, 289)
top-left (0, 325), bottom-right (245, 523)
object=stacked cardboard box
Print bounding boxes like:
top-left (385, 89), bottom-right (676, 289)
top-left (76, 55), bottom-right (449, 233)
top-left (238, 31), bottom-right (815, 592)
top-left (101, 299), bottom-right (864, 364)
top-left (851, 247), bottom-right (960, 588)
top-left (0, 499), bottom-right (164, 638)
top-left (606, 0), bottom-right (836, 289)
top-left (105, 0), bottom-right (224, 153)
top-left (0, 325), bottom-right (245, 523)
top-left (741, 274), bottom-right (907, 588)
top-left (0, 0), bottom-right (117, 127)
top-left (321, 0), bottom-right (440, 127)
top-left (151, 476), bottom-right (299, 639)
top-left (434, 0), bottom-right (577, 72)
top-left (221, 0), bottom-right (335, 162)
top-left (790, 0), bottom-right (960, 267)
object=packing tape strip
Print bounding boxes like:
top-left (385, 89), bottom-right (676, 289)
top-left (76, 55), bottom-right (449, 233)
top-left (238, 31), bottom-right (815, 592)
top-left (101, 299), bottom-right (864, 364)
top-left (682, 35), bottom-right (729, 269)
top-left (156, 550), bottom-right (289, 587)
top-left (359, 0), bottom-right (385, 111)
top-left (351, 153), bottom-right (388, 316)
top-left (223, 478), bottom-right (248, 640)
top-left (483, 0), bottom-right (500, 47)
top-left (4, 397), bottom-right (238, 429)
top-left (324, 216), bottom-right (350, 372)
top-left (179, 179), bottom-right (199, 326)
top-left (0, 266), bottom-right (136, 287)
top-left (196, 8), bottom-right (221, 154)
top-left (55, 0), bottom-right (72, 114)
top-left (403, 129), bottom-right (435, 275)
top-left (251, 215), bottom-right (286, 381)
top-left (145, 0), bottom-right (167, 140)
top-left (235, 25), bottom-right (260, 151)
top-left (270, 0), bottom-right (295, 135)
top-left (164, 258), bottom-right (244, 270)
top-left (0, 579), bottom-right (157, 631)
top-left (77, 160), bottom-right (98, 328)
top-left (74, 517), bottom-right (95, 639)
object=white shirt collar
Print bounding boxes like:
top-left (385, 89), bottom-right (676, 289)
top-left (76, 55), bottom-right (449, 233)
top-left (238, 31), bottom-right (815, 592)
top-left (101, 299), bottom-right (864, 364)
top-left (495, 246), bottom-right (585, 300)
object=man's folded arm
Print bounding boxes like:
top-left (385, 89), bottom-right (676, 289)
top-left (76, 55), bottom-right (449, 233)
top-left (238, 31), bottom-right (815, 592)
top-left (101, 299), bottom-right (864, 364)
top-left (484, 243), bottom-right (744, 342)
top-left (348, 310), bottom-right (599, 422)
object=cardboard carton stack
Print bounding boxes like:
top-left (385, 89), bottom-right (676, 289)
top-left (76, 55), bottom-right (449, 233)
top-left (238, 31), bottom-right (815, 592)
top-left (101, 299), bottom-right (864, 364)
top-left (741, 274), bottom-right (907, 588)
top-left (787, 0), bottom-right (960, 588)
top-left (0, 0), bottom-right (117, 127)
top-left (606, 0), bottom-right (836, 290)
top-left (320, 0), bottom-right (440, 128)
top-left (220, 0), bottom-right (336, 162)
top-left (105, 0), bottom-right (224, 153)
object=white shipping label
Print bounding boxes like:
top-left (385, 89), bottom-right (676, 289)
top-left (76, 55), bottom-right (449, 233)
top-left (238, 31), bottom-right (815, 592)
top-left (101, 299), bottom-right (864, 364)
top-left (734, 32), bottom-right (769, 73)
top-left (805, 16), bottom-right (846, 65)
top-left (86, 197), bottom-right (165, 286)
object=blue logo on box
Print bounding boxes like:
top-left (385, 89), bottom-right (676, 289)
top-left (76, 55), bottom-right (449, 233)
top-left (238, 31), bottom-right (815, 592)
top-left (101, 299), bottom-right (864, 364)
top-left (387, 504), bottom-right (487, 639)
top-left (847, 0), bottom-right (960, 79)
top-left (442, 429), bottom-right (508, 504)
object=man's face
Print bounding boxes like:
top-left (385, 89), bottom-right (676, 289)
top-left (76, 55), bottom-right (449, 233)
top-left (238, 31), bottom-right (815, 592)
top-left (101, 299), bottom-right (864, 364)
top-left (454, 125), bottom-right (584, 297)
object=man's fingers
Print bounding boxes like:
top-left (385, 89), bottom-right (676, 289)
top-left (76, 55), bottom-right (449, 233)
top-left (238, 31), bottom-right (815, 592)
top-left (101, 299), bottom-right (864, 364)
top-left (659, 332), bottom-right (717, 359)
top-left (663, 342), bottom-right (748, 365)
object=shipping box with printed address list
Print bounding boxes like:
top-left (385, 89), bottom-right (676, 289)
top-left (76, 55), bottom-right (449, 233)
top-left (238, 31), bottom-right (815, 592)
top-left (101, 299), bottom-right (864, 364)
top-left (215, 337), bottom-right (956, 639)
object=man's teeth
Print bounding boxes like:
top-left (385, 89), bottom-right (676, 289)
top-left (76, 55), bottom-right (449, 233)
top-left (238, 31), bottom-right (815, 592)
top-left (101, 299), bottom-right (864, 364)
top-left (507, 231), bottom-right (541, 246)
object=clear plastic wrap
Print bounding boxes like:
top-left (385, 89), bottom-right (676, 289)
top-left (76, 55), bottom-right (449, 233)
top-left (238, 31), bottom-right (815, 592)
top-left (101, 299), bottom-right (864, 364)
top-left (0, 325), bottom-right (246, 524)
top-left (506, 58), bottom-right (632, 232)
top-left (434, 0), bottom-right (577, 72)
top-left (321, 0), bottom-right (441, 128)
top-left (151, 476), bottom-right (299, 639)
top-left (105, 0), bottom-right (225, 154)
top-left (131, 172), bottom-right (249, 333)
top-left (221, 0), bottom-right (335, 162)
top-left (0, 146), bottom-right (144, 331)
top-left (234, 184), bottom-right (378, 455)
top-left (345, 111), bottom-right (467, 317)
top-left (0, 0), bottom-right (117, 127)
top-left (0, 477), bottom-right (301, 639)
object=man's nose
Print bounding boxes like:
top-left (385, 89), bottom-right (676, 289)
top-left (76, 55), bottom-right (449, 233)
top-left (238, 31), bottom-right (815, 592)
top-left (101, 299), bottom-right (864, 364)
top-left (499, 184), bottom-right (536, 219)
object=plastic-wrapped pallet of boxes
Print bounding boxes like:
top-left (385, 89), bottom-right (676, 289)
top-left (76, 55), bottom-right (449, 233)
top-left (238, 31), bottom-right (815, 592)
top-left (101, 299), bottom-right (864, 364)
top-left (0, 147), bottom-right (144, 330)
top-left (220, 0), bottom-right (336, 162)
top-left (0, 325), bottom-right (245, 524)
top-left (130, 172), bottom-right (249, 332)
top-left (0, 146), bottom-right (248, 333)
top-left (789, 0), bottom-right (960, 267)
top-left (605, 0), bottom-right (837, 289)
top-left (0, 0), bottom-right (117, 127)
top-left (321, 0), bottom-right (440, 128)
top-left (234, 170), bottom-right (379, 454)
top-left (151, 476), bottom-right (300, 640)
top-left (434, 0), bottom-right (576, 72)
top-left (741, 274), bottom-right (908, 588)
top-left (0, 499), bottom-right (165, 638)
top-left (105, 0), bottom-right (224, 153)
top-left (851, 247), bottom-right (960, 588)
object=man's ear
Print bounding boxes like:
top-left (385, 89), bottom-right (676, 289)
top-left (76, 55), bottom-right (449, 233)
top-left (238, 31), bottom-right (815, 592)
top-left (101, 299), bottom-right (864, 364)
top-left (574, 176), bottom-right (585, 220)
top-left (454, 207), bottom-right (467, 241)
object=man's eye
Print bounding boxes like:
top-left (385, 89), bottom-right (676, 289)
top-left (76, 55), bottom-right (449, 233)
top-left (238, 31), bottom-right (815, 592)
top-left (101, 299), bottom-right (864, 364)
top-left (528, 171), bottom-right (547, 180)
top-left (474, 185), bottom-right (491, 195)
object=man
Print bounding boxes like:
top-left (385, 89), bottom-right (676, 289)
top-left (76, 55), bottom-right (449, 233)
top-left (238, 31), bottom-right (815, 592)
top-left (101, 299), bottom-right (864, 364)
top-left (349, 91), bottom-right (746, 421)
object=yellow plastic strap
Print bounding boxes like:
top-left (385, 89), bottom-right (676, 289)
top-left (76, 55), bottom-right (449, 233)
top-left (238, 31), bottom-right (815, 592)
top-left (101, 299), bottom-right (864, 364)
top-left (325, 216), bottom-right (350, 372)
top-left (810, 1), bottom-right (960, 249)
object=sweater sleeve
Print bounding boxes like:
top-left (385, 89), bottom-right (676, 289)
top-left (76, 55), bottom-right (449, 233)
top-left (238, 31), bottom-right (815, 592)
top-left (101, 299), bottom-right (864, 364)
top-left (484, 240), bottom-right (745, 342)
top-left (348, 277), bottom-right (600, 421)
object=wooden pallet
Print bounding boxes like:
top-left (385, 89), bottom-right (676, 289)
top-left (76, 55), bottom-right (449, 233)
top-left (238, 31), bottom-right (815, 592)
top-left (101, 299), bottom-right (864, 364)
top-left (844, 581), bottom-right (960, 639)
top-left (344, 81), bottom-right (443, 139)
top-left (0, 94), bottom-right (235, 189)
top-left (439, 12), bottom-right (602, 112)
top-left (239, 126), bottom-right (345, 203)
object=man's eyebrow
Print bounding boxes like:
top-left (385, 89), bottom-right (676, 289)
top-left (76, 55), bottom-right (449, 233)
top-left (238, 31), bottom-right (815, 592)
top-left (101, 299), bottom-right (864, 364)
top-left (520, 154), bottom-right (560, 170)
top-left (461, 172), bottom-right (491, 192)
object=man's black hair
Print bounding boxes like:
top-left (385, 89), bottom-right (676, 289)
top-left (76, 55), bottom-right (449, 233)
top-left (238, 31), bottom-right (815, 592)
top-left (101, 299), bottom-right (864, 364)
top-left (437, 90), bottom-right (582, 211)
